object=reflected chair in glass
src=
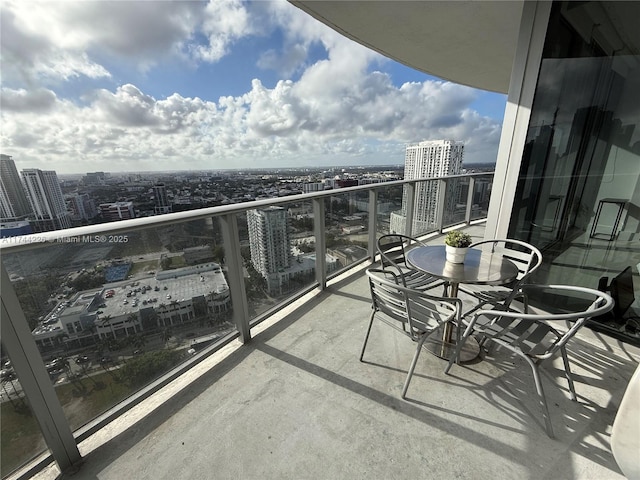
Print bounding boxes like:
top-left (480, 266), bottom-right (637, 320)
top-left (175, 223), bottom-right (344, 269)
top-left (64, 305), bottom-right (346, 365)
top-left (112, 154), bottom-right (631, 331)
top-left (458, 239), bottom-right (542, 315)
top-left (362, 268), bottom-right (462, 399)
top-left (445, 284), bottom-right (614, 438)
top-left (377, 234), bottom-right (447, 293)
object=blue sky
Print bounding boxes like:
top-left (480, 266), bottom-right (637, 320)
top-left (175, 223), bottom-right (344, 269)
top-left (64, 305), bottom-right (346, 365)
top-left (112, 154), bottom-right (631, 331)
top-left (1, 0), bottom-right (506, 174)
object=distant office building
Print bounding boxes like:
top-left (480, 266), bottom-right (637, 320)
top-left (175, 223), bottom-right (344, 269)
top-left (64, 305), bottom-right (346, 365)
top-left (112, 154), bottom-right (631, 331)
top-left (83, 172), bottom-right (107, 185)
top-left (391, 140), bottom-right (464, 234)
top-left (153, 183), bottom-right (172, 214)
top-left (21, 168), bottom-right (72, 232)
top-left (99, 202), bottom-right (135, 222)
top-left (335, 179), bottom-right (359, 188)
top-left (66, 193), bottom-right (98, 223)
top-left (0, 154), bottom-right (32, 221)
top-left (302, 182), bottom-right (325, 194)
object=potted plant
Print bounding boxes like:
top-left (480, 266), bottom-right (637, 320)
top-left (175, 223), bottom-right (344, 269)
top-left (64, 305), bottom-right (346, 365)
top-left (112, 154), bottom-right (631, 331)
top-left (444, 230), bottom-right (472, 263)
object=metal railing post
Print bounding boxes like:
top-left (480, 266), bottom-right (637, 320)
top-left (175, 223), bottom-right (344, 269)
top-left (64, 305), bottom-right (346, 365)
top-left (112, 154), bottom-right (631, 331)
top-left (219, 213), bottom-right (251, 343)
top-left (404, 182), bottom-right (415, 237)
top-left (465, 176), bottom-right (476, 225)
top-left (313, 197), bottom-right (327, 290)
top-left (368, 189), bottom-right (378, 262)
top-left (436, 178), bottom-right (448, 233)
top-left (0, 264), bottom-right (81, 473)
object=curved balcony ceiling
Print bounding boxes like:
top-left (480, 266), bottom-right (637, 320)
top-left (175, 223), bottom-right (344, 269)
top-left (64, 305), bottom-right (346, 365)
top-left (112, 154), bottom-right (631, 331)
top-left (289, 1), bottom-right (524, 94)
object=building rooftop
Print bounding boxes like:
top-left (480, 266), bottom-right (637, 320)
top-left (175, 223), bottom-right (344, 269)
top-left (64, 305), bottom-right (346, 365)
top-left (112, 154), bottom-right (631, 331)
top-left (100, 264), bottom-right (229, 319)
top-left (33, 259), bottom-right (639, 480)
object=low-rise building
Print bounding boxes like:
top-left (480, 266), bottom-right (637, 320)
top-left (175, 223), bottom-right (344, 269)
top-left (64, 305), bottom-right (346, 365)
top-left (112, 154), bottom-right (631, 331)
top-left (31, 263), bottom-right (231, 351)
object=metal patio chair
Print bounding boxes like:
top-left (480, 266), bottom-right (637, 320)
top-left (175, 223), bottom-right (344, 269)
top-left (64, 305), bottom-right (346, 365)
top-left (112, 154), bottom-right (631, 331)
top-left (362, 268), bottom-right (462, 399)
top-left (377, 234), bottom-right (446, 293)
top-left (445, 284), bottom-right (614, 438)
top-left (458, 239), bottom-right (542, 315)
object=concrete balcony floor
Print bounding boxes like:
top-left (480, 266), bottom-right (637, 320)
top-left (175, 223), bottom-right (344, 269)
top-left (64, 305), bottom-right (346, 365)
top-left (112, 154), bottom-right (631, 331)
top-left (36, 257), bottom-right (639, 480)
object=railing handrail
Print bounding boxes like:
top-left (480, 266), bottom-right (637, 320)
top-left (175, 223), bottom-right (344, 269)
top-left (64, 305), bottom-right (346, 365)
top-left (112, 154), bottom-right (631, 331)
top-left (0, 172), bottom-right (493, 254)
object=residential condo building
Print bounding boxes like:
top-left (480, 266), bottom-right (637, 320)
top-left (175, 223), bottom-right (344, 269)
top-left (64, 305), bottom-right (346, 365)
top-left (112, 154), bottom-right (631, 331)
top-left (0, 154), bottom-right (32, 221)
top-left (20, 168), bottom-right (72, 232)
top-left (391, 139), bottom-right (464, 234)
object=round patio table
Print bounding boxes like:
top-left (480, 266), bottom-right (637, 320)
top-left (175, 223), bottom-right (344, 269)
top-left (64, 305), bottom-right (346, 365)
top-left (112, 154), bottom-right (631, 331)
top-left (406, 245), bottom-right (519, 361)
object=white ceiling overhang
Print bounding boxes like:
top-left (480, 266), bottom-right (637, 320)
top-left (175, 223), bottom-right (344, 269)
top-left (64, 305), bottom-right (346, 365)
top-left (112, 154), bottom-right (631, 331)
top-left (289, 1), bottom-right (525, 94)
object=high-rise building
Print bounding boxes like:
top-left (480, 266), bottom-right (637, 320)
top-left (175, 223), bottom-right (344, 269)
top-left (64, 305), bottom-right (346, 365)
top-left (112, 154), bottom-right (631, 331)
top-left (0, 154), bottom-right (32, 221)
top-left (99, 202), bottom-right (135, 222)
top-left (153, 183), bottom-right (172, 214)
top-left (390, 140), bottom-right (464, 234)
top-left (21, 168), bottom-right (72, 232)
top-left (247, 206), bottom-right (292, 293)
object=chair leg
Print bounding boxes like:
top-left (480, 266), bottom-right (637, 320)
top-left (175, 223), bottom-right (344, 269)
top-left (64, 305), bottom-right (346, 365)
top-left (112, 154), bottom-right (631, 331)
top-left (445, 325), bottom-right (472, 374)
top-left (359, 311), bottom-right (376, 362)
top-left (528, 359), bottom-right (554, 438)
top-left (560, 346), bottom-right (577, 401)
top-left (402, 333), bottom-right (429, 399)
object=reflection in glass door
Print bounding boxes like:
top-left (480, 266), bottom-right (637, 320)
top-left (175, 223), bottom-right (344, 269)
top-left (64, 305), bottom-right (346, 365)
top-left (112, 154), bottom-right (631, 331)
top-left (510, 2), bottom-right (640, 305)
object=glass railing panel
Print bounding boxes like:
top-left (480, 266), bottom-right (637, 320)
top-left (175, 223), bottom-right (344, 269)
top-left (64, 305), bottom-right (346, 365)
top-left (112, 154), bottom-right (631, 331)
top-left (324, 192), bottom-right (369, 274)
top-left (441, 177), bottom-right (469, 228)
top-left (470, 176), bottom-right (493, 222)
top-left (406, 179), bottom-right (440, 237)
top-left (378, 184), bottom-right (404, 238)
top-left (0, 350), bottom-right (50, 478)
top-left (1, 217), bottom-right (235, 437)
top-left (242, 200), bottom-right (318, 321)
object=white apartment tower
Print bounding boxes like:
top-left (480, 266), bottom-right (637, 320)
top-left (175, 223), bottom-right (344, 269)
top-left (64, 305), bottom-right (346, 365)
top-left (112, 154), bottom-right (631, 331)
top-left (247, 207), bottom-right (292, 293)
top-left (390, 140), bottom-right (464, 234)
top-left (0, 154), bottom-right (32, 221)
top-left (21, 168), bottom-right (72, 232)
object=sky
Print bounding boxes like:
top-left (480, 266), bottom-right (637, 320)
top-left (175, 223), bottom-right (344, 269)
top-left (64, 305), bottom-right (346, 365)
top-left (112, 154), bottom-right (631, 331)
top-left (0, 0), bottom-right (507, 174)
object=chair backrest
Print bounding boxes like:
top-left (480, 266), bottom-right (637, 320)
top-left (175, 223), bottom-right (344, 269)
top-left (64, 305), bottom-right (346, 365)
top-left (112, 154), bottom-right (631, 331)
top-left (477, 284), bottom-right (613, 359)
top-left (366, 268), bottom-right (460, 340)
top-left (377, 234), bottom-right (425, 271)
top-left (470, 239), bottom-right (542, 283)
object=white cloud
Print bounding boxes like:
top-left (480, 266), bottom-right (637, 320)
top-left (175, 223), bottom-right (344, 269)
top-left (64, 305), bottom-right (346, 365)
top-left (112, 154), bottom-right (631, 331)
top-left (1, 88), bottom-right (58, 112)
top-left (0, 0), bottom-right (251, 82)
top-left (193, 0), bottom-right (250, 62)
top-left (0, 0), bottom-right (503, 172)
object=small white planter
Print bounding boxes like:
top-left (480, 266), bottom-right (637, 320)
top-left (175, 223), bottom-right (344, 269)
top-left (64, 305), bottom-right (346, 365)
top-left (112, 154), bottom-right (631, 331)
top-left (445, 245), bottom-right (468, 263)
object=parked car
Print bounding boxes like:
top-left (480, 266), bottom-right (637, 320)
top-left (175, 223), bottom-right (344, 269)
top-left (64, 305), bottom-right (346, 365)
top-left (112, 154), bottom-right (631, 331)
top-left (75, 355), bottom-right (90, 365)
top-left (1, 368), bottom-right (16, 381)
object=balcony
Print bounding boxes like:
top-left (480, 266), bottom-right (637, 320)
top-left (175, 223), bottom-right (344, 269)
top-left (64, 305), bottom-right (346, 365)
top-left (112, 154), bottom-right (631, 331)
top-left (2, 174), bottom-right (638, 479)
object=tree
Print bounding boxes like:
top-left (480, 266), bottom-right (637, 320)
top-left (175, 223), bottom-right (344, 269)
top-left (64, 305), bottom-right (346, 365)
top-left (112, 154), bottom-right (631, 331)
top-left (160, 256), bottom-right (172, 270)
top-left (212, 245), bottom-right (225, 264)
top-left (161, 327), bottom-right (173, 347)
top-left (116, 350), bottom-right (182, 388)
top-left (126, 313), bottom-right (138, 334)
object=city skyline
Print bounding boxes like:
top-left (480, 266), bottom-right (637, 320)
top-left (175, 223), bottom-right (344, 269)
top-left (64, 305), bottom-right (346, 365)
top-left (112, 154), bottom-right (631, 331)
top-left (1, 0), bottom-right (506, 174)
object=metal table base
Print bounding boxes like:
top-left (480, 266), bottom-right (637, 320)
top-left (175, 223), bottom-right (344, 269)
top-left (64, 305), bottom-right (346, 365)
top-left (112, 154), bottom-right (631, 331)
top-left (423, 324), bottom-right (480, 363)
